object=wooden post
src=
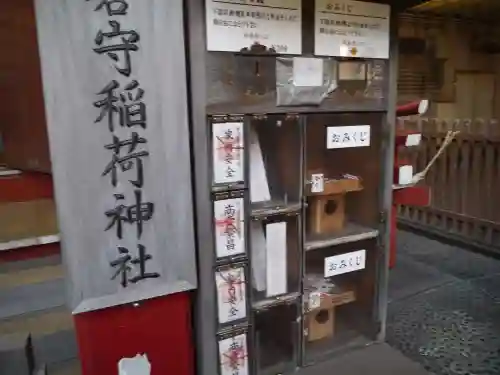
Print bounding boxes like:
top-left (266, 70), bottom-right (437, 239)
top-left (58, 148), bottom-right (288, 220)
top-left (34, 1), bottom-right (197, 373)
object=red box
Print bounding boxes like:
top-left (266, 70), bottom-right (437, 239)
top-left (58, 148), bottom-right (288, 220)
top-left (74, 292), bottom-right (194, 375)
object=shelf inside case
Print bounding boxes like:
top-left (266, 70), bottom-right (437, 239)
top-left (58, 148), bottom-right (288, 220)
top-left (249, 115), bottom-right (301, 211)
top-left (305, 222), bottom-right (379, 252)
top-left (251, 200), bottom-right (302, 219)
top-left (253, 299), bottom-right (299, 375)
top-left (303, 238), bottom-right (379, 361)
top-left (304, 113), bottom-right (384, 233)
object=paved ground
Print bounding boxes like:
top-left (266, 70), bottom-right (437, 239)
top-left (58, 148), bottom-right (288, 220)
top-left (11, 229), bottom-right (500, 375)
top-left (387, 230), bottom-right (500, 375)
top-left (303, 342), bottom-right (430, 375)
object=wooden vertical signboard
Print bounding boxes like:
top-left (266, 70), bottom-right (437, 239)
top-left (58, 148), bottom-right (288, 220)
top-left (34, 0), bottom-right (197, 373)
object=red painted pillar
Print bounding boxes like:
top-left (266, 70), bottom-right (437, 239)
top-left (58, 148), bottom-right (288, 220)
top-left (390, 99), bottom-right (431, 269)
top-left (74, 292), bottom-right (194, 375)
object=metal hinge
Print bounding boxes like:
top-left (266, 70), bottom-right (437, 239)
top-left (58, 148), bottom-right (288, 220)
top-left (379, 210), bottom-right (388, 224)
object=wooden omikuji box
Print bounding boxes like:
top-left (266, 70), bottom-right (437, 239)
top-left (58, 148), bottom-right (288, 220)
top-left (306, 283), bottom-right (356, 342)
top-left (308, 177), bottom-right (363, 235)
top-left (307, 296), bottom-right (335, 342)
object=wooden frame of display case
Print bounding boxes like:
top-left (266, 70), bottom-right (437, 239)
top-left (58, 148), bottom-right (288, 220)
top-left (186, 1), bottom-right (399, 375)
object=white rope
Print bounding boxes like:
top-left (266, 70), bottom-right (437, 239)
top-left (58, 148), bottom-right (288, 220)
top-left (411, 130), bottom-right (460, 184)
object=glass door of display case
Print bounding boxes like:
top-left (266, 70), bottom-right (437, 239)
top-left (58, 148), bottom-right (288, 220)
top-left (301, 112), bottom-right (385, 363)
top-left (247, 114), bottom-right (303, 374)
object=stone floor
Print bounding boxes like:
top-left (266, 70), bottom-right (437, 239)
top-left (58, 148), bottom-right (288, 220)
top-left (12, 229), bottom-right (500, 375)
top-left (387, 230), bottom-right (500, 375)
top-left (302, 342), bottom-right (430, 375)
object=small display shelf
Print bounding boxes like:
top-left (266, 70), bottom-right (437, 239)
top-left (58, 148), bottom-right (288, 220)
top-left (249, 115), bottom-right (301, 211)
top-left (250, 213), bottom-right (301, 304)
top-left (253, 299), bottom-right (300, 375)
top-left (304, 275), bottom-right (357, 343)
top-left (251, 200), bottom-right (302, 219)
top-left (305, 222), bottom-right (379, 252)
top-left (306, 175), bottom-right (364, 236)
top-left (304, 113), bottom-right (385, 233)
top-left (303, 238), bottom-right (380, 362)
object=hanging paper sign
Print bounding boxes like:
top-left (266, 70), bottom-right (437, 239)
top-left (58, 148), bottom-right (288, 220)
top-left (324, 249), bottom-right (366, 277)
top-left (311, 173), bottom-right (325, 193)
top-left (216, 265), bottom-right (248, 324)
top-left (308, 291), bottom-right (322, 310)
top-left (214, 196), bottom-right (246, 259)
top-left (265, 221), bottom-right (288, 297)
top-left (314, 0), bottom-right (390, 59)
top-left (212, 122), bottom-right (245, 185)
top-left (326, 125), bottom-right (370, 149)
top-left (205, 0), bottom-right (302, 54)
top-left (218, 332), bottom-right (249, 375)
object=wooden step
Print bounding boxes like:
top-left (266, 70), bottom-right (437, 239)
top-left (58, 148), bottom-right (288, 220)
top-left (0, 199), bottom-right (58, 241)
top-left (0, 308), bottom-right (72, 337)
top-left (0, 261), bottom-right (65, 319)
top-left (0, 254), bottom-right (61, 273)
top-left (0, 199), bottom-right (59, 250)
top-left (0, 264), bottom-right (63, 289)
top-left (0, 171), bottom-right (54, 203)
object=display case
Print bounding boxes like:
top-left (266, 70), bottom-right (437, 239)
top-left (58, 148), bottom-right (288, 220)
top-left (303, 238), bottom-right (379, 363)
top-left (249, 114), bottom-right (302, 216)
top-left (248, 114), bottom-right (302, 306)
top-left (304, 112), bottom-right (384, 252)
top-left (250, 212), bottom-right (301, 305)
top-left (253, 299), bottom-right (300, 375)
top-left (188, 1), bottom-right (396, 375)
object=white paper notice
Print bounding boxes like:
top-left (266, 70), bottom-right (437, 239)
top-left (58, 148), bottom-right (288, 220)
top-left (397, 165), bottom-right (413, 186)
top-left (249, 125), bottom-right (271, 203)
top-left (214, 198), bottom-right (246, 259)
top-left (219, 334), bottom-right (249, 375)
top-left (216, 267), bottom-right (247, 324)
top-left (309, 291), bottom-right (321, 310)
top-left (311, 174), bottom-right (325, 193)
top-left (265, 222), bottom-right (287, 297)
top-left (293, 57), bottom-right (324, 87)
top-left (314, 0), bottom-right (390, 59)
top-left (326, 125), bottom-right (371, 149)
top-left (324, 249), bottom-right (366, 277)
top-left (405, 133), bottom-right (422, 147)
top-left (205, 0), bottom-right (302, 54)
top-left (250, 221), bottom-right (267, 292)
top-left (118, 354), bottom-right (151, 375)
top-left (213, 122), bottom-right (244, 185)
